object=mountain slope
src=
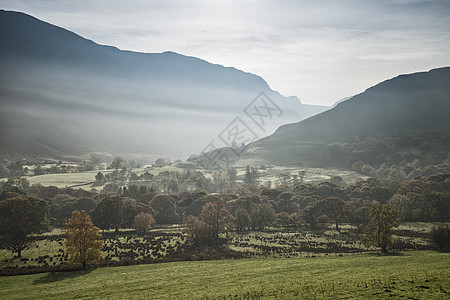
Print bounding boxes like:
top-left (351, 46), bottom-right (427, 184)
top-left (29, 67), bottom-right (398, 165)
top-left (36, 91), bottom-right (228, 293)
top-left (0, 10), bottom-right (328, 160)
top-left (261, 67), bottom-right (450, 144)
top-left (238, 67), bottom-right (450, 168)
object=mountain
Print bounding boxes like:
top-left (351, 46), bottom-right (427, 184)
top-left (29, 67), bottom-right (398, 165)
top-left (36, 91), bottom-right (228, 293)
top-left (233, 67), bottom-right (450, 168)
top-left (0, 10), bottom-right (328, 160)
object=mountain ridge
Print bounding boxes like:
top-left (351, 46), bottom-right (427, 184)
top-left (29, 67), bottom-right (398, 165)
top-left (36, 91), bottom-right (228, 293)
top-left (0, 10), bottom-right (327, 160)
top-left (229, 66), bottom-right (450, 170)
top-left (258, 66), bottom-right (450, 144)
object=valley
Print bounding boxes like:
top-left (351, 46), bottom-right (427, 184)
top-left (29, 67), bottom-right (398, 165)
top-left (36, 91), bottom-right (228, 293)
top-left (1, 6), bottom-right (449, 300)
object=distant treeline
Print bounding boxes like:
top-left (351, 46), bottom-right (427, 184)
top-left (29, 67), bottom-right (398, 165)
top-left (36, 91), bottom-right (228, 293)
top-left (325, 132), bottom-right (450, 182)
top-left (1, 173), bottom-right (448, 233)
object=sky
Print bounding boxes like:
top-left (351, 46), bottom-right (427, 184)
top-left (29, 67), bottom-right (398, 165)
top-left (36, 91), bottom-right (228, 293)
top-left (1, 0), bottom-right (449, 106)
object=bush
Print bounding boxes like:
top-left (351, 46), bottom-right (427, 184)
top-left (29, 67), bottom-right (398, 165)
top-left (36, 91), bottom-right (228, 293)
top-left (430, 225), bottom-right (450, 252)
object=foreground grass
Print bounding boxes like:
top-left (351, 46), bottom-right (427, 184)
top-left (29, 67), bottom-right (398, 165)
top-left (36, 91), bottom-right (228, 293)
top-left (0, 251), bottom-right (449, 299)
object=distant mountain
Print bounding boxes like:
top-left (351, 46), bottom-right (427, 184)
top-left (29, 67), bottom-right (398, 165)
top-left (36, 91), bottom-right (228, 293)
top-left (0, 10), bottom-right (328, 160)
top-left (233, 67), bottom-right (450, 167)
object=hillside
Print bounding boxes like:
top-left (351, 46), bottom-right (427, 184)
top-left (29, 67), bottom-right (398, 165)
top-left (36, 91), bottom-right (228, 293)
top-left (259, 67), bottom-right (450, 144)
top-left (0, 10), bottom-right (328, 160)
top-left (235, 67), bottom-right (450, 174)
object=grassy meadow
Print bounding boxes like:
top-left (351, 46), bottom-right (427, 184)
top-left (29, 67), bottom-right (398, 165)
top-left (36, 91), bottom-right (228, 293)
top-left (17, 163), bottom-right (366, 192)
top-left (0, 251), bottom-right (448, 299)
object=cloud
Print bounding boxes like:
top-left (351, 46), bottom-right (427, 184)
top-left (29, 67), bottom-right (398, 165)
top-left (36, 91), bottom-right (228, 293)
top-left (1, 0), bottom-right (449, 105)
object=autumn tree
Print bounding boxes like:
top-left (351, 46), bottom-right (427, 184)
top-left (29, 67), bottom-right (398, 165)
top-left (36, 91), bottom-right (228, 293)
top-left (134, 212), bottom-right (155, 233)
top-left (0, 195), bottom-right (48, 257)
top-left (276, 212), bottom-right (299, 228)
top-left (363, 204), bottom-right (400, 253)
top-left (65, 210), bottom-right (103, 268)
top-left (184, 215), bottom-right (211, 244)
top-left (200, 201), bottom-right (234, 239)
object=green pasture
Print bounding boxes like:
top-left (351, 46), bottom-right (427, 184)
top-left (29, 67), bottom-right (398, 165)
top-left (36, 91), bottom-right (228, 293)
top-left (1, 251), bottom-right (448, 299)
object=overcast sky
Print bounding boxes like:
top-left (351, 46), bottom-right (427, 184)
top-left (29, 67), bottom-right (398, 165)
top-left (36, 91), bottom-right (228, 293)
top-left (2, 0), bottom-right (449, 106)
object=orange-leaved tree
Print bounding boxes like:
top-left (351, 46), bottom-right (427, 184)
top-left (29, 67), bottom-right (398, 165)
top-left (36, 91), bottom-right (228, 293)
top-left (134, 212), bottom-right (155, 233)
top-left (184, 215), bottom-right (211, 244)
top-left (200, 201), bottom-right (234, 239)
top-left (65, 210), bottom-right (103, 268)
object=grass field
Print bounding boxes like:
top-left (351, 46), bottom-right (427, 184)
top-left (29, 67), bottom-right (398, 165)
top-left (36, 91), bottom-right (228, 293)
top-left (26, 171), bottom-right (111, 190)
top-left (0, 251), bottom-right (448, 299)
top-left (21, 165), bottom-right (184, 191)
top-left (16, 163), bottom-right (365, 192)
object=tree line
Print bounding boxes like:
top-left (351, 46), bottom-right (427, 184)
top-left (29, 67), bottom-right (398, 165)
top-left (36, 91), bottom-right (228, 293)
top-left (1, 172), bottom-right (449, 261)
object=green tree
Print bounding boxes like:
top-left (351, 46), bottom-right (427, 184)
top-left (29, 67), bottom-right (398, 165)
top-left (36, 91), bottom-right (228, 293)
top-left (95, 172), bottom-right (106, 182)
top-left (243, 166), bottom-right (258, 185)
top-left (252, 203), bottom-right (276, 230)
top-left (320, 197), bottom-right (347, 230)
top-left (110, 157), bottom-right (124, 171)
top-left (0, 164), bottom-right (10, 178)
top-left (302, 201), bottom-right (321, 229)
top-left (65, 210), bottom-right (103, 268)
top-left (92, 196), bottom-right (147, 231)
top-left (227, 167), bottom-right (238, 189)
top-left (430, 225), bottom-right (450, 252)
top-left (235, 208), bottom-right (252, 231)
top-left (363, 204), bottom-right (400, 253)
top-left (92, 196), bottom-right (123, 232)
top-left (0, 195), bottom-right (49, 257)
top-left (149, 194), bottom-right (179, 224)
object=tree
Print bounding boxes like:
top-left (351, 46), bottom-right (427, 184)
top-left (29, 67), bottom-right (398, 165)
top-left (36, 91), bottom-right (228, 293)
top-left (200, 201), bottom-right (234, 239)
top-left (251, 203), bottom-right (276, 230)
top-left (184, 215), bottom-right (211, 245)
top-left (243, 166), bottom-right (258, 185)
top-left (430, 225), bottom-right (450, 252)
top-left (298, 170), bottom-right (307, 184)
top-left (110, 157), bottom-right (124, 171)
top-left (363, 204), bottom-right (400, 253)
top-left (302, 201), bottom-right (321, 229)
top-left (95, 172), bottom-right (106, 182)
top-left (149, 194), bottom-right (179, 224)
top-left (320, 197), bottom-right (347, 230)
top-left (134, 212), bottom-right (155, 233)
top-left (0, 164), bottom-right (10, 178)
top-left (0, 195), bottom-right (48, 257)
top-left (65, 210), bottom-right (103, 268)
top-left (276, 212), bottom-right (298, 228)
top-left (346, 198), bottom-right (372, 230)
top-left (227, 167), bottom-right (238, 189)
top-left (92, 196), bottom-right (147, 231)
top-left (235, 208), bottom-right (252, 231)
top-left (92, 196), bottom-right (123, 232)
